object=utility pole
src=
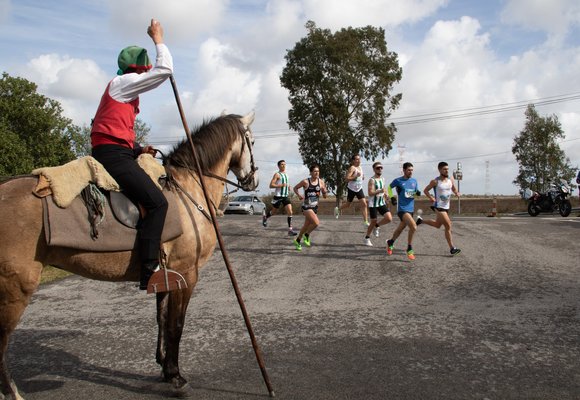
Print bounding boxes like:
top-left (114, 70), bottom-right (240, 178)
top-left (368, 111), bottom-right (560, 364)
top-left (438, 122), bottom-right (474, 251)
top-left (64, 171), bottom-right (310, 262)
top-left (485, 160), bottom-right (491, 196)
top-left (397, 144), bottom-right (406, 174)
top-left (453, 162), bottom-right (463, 214)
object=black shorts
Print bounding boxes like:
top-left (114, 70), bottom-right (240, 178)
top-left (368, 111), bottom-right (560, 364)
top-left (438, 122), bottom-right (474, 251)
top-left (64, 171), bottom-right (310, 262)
top-left (347, 188), bottom-right (365, 202)
top-left (271, 196), bottom-right (291, 208)
top-left (301, 205), bottom-right (318, 214)
top-left (369, 205), bottom-right (390, 220)
top-left (430, 206), bottom-right (448, 213)
top-left (397, 211), bottom-right (414, 221)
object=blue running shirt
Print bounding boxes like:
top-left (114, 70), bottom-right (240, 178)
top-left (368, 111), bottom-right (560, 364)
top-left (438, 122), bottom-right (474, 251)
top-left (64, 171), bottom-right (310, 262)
top-left (390, 177), bottom-right (419, 213)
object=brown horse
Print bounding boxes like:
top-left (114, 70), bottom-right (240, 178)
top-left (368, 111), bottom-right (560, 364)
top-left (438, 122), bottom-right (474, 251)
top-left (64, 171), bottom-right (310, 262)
top-left (0, 111), bottom-right (259, 400)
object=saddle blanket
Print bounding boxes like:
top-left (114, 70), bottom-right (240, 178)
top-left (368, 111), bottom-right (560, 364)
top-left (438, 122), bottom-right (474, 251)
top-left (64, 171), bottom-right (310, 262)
top-left (32, 154), bottom-right (164, 208)
top-left (42, 189), bottom-right (183, 252)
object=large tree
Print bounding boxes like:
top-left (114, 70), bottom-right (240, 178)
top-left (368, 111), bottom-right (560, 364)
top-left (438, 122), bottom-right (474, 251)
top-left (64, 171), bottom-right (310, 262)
top-left (512, 104), bottom-right (576, 192)
top-left (0, 72), bottom-right (78, 176)
top-left (280, 21), bottom-right (402, 201)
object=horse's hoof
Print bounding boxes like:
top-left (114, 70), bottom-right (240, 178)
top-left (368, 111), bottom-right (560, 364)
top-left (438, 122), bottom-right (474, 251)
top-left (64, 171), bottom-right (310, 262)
top-left (169, 377), bottom-right (194, 398)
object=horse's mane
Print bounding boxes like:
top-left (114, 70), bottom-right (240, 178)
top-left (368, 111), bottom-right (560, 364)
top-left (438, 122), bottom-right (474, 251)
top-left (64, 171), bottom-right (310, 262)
top-left (165, 114), bottom-right (242, 171)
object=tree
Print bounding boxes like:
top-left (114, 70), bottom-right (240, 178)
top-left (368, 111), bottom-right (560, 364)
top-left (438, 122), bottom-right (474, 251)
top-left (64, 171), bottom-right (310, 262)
top-left (0, 72), bottom-right (77, 175)
top-left (71, 118), bottom-right (151, 158)
top-left (512, 104), bottom-right (576, 192)
top-left (280, 21), bottom-right (402, 202)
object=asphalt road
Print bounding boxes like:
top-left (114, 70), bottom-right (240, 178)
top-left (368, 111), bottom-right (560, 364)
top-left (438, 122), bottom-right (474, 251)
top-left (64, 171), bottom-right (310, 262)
top-left (8, 214), bottom-right (580, 400)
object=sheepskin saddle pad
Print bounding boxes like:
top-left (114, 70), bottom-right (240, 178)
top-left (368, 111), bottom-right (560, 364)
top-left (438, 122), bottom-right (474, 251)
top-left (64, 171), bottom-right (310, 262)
top-left (32, 155), bottom-right (183, 252)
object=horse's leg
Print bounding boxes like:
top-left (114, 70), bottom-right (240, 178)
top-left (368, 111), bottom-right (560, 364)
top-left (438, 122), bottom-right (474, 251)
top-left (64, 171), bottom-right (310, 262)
top-left (0, 334), bottom-right (24, 400)
top-left (0, 261), bottom-right (43, 400)
top-left (155, 292), bottom-right (169, 368)
top-left (161, 285), bottom-right (194, 394)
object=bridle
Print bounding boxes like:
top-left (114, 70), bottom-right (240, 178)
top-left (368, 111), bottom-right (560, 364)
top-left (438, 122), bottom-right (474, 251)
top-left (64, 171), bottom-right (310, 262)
top-left (203, 124), bottom-right (258, 190)
top-left (163, 121), bottom-right (258, 220)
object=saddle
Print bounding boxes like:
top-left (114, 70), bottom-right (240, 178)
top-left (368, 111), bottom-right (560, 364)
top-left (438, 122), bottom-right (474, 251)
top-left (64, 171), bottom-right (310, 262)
top-left (33, 156), bottom-right (183, 252)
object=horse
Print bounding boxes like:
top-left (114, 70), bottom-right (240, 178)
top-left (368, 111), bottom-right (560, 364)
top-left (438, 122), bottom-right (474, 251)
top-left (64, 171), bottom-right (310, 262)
top-left (0, 111), bottom-right (259, 400)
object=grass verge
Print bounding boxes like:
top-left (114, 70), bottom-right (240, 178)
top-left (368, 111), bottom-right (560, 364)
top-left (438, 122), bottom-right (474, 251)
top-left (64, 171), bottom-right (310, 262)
top-left (41, 266), bottom-right (72, 285)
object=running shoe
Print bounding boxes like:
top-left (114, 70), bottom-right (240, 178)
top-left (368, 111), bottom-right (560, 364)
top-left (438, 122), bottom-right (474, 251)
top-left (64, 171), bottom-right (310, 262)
top-left (364, 238), bottom-right (373, 247)
top-left (288, 229), bottom-right (298, 236)
top-left (373, 227), bottom-right (380, 238)
top-left (262, 213), bottom-right (268, 227)
top-left (334, 206), bottom-right (340, 219)
top-left (364, 220), bottom-right (370, 226)
top-left (386, 239), bottom-right (394, 256)
top-left (292, 238), bottom-right (302, 251)
top-left (450, 247), bottom-right (461, 256)
top-left (416, 216), bottom-right (423, 226)
top-left (407, 249), bottom-right (415, 261)
top-left (303, 235), bottom-right (311, 247)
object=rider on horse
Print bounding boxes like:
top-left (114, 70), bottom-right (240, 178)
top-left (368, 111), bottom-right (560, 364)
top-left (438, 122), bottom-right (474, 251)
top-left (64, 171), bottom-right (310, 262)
top-left (91, 18), bottom-right (172, 290)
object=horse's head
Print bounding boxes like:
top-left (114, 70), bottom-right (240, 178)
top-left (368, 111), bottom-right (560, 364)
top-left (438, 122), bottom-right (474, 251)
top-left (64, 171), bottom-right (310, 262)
top-left (230, 111), bottom-right (259, 191)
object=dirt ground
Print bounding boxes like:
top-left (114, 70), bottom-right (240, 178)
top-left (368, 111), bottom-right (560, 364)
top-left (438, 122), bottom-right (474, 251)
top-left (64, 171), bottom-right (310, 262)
top-left (8, 214), bottom-right (580, 400)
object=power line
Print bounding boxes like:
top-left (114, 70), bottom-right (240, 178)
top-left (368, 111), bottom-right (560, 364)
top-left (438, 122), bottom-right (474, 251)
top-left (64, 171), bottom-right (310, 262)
top-left (148, 92), bottom-right (580, 146)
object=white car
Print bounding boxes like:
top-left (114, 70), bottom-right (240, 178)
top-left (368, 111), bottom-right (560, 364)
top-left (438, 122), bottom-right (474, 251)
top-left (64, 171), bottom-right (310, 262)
top-left (224, 195), bottom-right (266, 215)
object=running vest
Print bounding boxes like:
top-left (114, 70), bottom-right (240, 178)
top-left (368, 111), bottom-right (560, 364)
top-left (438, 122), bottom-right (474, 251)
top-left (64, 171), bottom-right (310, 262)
top-left (347, 166), bottom-right (364, 192)
top-left (91, 81), bottom-right (140, 149)
top-left (274, 172), bottom-right (289, 197)
top-left (433, 176), bottom-right (453, 209)
top-left (303, 178), bottom-right (321, 207)
top-left (368, 177), bottom-right (386, 208)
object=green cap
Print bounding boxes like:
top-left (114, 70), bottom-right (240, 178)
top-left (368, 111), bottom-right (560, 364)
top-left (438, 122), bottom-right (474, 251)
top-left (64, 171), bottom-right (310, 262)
top-left (117, 46), bottom-right (152, 75)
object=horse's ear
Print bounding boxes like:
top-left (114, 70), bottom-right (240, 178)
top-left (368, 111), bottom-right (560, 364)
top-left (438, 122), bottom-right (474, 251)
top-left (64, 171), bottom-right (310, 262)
top-left (240, 110), bottom-right (255, 127)
top-left (221, 109), bottom-right (227, 116)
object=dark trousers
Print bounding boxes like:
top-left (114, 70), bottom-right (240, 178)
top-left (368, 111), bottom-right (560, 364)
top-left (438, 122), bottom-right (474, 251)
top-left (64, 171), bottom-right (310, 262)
top-left (92, 144), bottom-right (168, 263)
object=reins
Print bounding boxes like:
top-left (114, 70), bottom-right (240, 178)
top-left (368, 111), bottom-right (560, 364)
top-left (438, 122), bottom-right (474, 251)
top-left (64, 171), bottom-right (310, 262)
top-left (160, 126), bottom-right (258, 192)
top-left (169, 75), bottom-right (274, 398)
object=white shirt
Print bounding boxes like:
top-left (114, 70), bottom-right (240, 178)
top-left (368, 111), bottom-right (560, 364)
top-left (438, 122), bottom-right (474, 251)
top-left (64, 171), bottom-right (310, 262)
top-left (108, 44), bottom-right (173, 103)
top-left (347, 166), bottom-right (364, 192)
top-left (434, 177), bottom-right (453, 210)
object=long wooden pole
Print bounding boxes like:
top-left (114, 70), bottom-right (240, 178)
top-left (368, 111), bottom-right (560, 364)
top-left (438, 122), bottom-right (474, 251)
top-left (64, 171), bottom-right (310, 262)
top-left (169, 75), bottom-right (275, 398)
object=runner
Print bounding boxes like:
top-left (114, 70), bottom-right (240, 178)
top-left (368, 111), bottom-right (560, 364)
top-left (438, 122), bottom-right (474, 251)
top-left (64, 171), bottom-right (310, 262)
top-left (292, 164), bottom-right (328, 251)
top-left (262, 160), bottom-right (297, 235)
top-left (386, 162), bottom-right (421, 260)
top-left (418, 162), bottom-right (462, 255)
top-left (334, 154), bottom-right (369, 225)
top-left (364, 162), bottom-right (395, 246)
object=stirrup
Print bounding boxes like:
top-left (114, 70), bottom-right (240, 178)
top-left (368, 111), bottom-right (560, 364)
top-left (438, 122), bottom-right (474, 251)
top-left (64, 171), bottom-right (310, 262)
top-left (146, 269), bottom-right (188, 294)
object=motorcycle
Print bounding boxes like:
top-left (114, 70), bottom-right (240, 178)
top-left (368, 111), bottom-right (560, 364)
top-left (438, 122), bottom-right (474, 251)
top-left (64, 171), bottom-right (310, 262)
top-left (522, 179), bottom-right (572, 217)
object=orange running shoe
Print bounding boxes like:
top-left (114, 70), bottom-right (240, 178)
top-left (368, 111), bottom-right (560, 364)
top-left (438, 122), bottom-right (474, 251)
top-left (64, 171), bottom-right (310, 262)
top-left (407, 249), bottom-right (415, 261)
top-left (386, 239), bottom-right (394, 256)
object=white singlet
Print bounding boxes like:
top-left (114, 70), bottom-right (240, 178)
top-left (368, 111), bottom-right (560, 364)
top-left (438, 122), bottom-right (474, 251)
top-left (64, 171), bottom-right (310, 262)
top-left (347, 166), bottom-right (364, 192)
top-left (433, 177), bottom-right (453, 210)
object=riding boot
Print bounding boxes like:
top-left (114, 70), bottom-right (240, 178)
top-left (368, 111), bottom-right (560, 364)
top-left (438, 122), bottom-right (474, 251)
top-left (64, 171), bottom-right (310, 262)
top-left (140, 261), bottom-right (160, 290)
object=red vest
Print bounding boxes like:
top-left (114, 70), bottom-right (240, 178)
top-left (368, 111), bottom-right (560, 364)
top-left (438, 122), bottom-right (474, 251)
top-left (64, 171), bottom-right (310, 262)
top-left (91, 82), bottom-right (140, 149)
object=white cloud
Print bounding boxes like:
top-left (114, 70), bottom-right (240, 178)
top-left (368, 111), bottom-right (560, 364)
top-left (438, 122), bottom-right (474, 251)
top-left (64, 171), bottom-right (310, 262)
top-left (107, 0), bottom-right (228, 43)
top-left (21, 54), bottom-right (109, 124)
top-left (501, 0), bottom-right (580, 44)
top-left (302, 0), bottom-right (449, 30)
top-left (190, 38), bottom-right (261, 118)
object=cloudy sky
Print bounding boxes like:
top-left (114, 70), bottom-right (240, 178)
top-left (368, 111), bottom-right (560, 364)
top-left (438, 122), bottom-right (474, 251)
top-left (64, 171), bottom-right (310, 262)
top-left (1, 0), bottom-right (580, 195)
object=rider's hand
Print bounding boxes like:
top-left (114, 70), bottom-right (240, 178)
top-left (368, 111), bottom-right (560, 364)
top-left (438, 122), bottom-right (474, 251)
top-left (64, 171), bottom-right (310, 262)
top-left (142, 145), bottom-right (157, 155)
top-left (147, 19), bottom-right (164, 44)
